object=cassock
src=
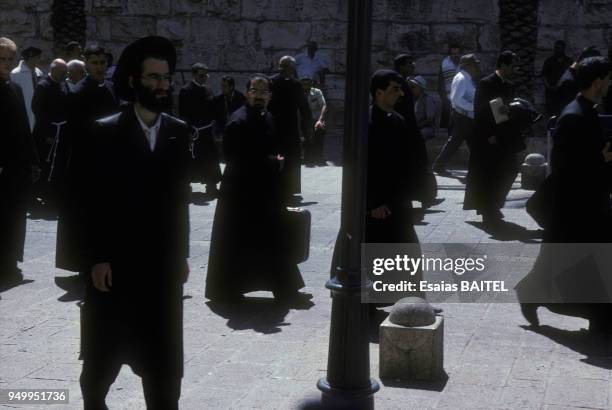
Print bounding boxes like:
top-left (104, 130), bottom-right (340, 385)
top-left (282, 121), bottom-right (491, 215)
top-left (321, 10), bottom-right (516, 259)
top-left (55, 76), bottom-right (120, 272)
top-left (0, 80), bottom-right (38, 272)
top-left (31, 75), bottom-right (69, 195)
top-left (82, 107), bottom-right (192, 382)
top-left (268, 74), bottom-right (312, 197)
top-left (464, 72), bottom-right (522, 214)
top-left (213, 89), bottom-right (246, 132)
top-left (178, 81), bottom-right (221, 185)
top-left (205, 105), bottom-right (305, 300)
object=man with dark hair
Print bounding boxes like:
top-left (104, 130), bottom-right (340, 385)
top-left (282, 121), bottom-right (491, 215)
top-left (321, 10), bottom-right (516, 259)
top-left (10, 46), bottom-right (43, 131)
top-left (55, 43), bottom-right (119, 282)
top-left (438, 42), bottom-right (462, 130)
top-left (206, 73), bottom-right (309, 305)
top-left (268, 55), bottom-right (312, 204)
top-left (31, 59), bottom-right (69, 207)
top-left (0, 37), bottom-right (40, 285)
top-left (518, 56), bottom-right (612, 338)
top-left (557, 46), bottom-right (601, 112)
top-left (295, 40), bottom-right (329, 87)
top-left (433, 53), bottom-right (480, 175)
top-left (178, 62), bottom-right (221, 196)
top-left (541, 40), bottom-right (572, 115)
top-left (81, 36), bottom-right (192, 409)
top-left (213, 75), bottom-right (246, 133)
top-left (464, 50), bottom-right (522, 226)
top-left (64, 41), bottom-right (82, 61)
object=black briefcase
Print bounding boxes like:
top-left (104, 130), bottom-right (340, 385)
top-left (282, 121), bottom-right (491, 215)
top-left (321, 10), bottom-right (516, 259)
top-left (284, 207), bottom-right (311, 263)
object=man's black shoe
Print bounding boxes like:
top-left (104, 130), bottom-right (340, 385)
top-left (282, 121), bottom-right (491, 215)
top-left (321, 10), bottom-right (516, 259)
top-left (520, 303), bottom-right (540, 327)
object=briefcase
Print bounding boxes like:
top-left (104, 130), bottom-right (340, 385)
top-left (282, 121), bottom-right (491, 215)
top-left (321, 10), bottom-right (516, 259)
top-left (284, 207), bottom-right (311, 263)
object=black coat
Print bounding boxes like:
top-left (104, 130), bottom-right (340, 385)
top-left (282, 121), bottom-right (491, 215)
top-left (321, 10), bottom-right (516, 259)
top-left (213, 90), bottom-right (246, 132)
top-left (464, 72), bottom-right (521, 212)
top-left (205, 105), bottom-right (304, 299)
top-left (366, 104), bottom-right (423, 243)
top-left (82, 107), bottom-right (192, 379)
top-left (56, 76), bottom-right (120, 271)
top-left (0, 80), bottom-right (38, 264)
top-left (547, 95), bottom-right (612, 242)
top-left (31, 76), bottom-right (69, 182)
top-left (178, 81), bottom-right (221, 184)
top-left (268, 74), bottom-right (312, 195)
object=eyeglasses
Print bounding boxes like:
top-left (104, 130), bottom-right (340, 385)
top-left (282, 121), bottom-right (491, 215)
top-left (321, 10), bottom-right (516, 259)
top-left (142, 73), bottom-right (173, 84)
top-left (248, 88), bottom-right (270, 96)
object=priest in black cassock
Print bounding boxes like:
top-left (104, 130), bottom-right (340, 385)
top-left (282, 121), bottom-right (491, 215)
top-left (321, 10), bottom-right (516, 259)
top-left (213, 75), bottom-right (246, 133)
top-left (31, 59), bottom-right (69, 206)
top-left (268, 56), bottom-right (312, 203)
top-left (81, 36), bottom-right (192, 409)
top-left (178, 62), bottom-right (221, 195)
top-left (205, 73), bottom-right (310, 305)
top-left (55, 44), bottom-right (120, 276)
top-left (464, 51), bottom-right (522, 226)
top-left (0, 37), bottom-right (40, 285)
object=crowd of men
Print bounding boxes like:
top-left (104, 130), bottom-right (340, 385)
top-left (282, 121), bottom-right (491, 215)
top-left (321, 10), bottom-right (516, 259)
top-left (2, 31), bottom-right (612, 406)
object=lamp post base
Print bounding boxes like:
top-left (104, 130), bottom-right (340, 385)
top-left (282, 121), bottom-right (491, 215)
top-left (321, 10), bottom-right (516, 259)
top-left (317, 377), bottom-right (380, 410)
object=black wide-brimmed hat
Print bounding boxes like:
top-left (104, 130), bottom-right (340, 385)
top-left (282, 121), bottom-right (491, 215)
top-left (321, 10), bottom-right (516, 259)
top-left (112, 36), bottom-right (176, 101)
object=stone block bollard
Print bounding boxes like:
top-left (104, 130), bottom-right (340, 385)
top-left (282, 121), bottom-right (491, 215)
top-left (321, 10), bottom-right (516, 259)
top-left (379, 297), bottom-right (443, 381)
top-left (521, 153), bottom-right (548, 190)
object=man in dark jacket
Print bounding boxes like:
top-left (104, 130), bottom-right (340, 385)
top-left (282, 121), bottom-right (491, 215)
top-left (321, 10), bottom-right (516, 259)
top-left (31, 59), bottom-right (69, 206)
top-left (213, 75), bottom-right (246, 133)
top-left (206, 73), bottom-right (309, 305)
top-left (518, 57), bottom-right (612, 338)
top-left (0, 37), bottom-right (40, 285)
top-left (178, 62), bottom-right (221, 195)
top-left (464, 51), bottom-right (522, 226)
top-left (268, 56), bottom-right (312, 203)
top-left (81, 36), bottom-right (192, 409)
top-left (56, 44), bottom-right (120, 276)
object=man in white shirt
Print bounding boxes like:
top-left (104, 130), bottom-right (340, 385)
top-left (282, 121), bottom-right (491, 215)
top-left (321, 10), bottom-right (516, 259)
top-left (295, 41), bottom-right (329, 87)
top-left (433, 53), bottom-right (480, 175)
top-left (10, 46), bottom-right (43, 131)
top-left (300, 75), bottom-right (328, 165)
top-left (438, 43), bottom-right (461, 130)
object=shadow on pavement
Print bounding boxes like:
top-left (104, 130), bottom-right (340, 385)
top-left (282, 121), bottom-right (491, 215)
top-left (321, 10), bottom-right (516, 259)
top-left (206, 296), bottom-right (313, 334)
top-left (190, 192), bottom-right (214, 205)
top-left (466, 220), bottom-right (543, 243)
top-left (0, 278), bottom-right (34, 293)
top-left (55, 275), bottom-right (84, 302)
top-left (521, 324), bottom-right (612, 367)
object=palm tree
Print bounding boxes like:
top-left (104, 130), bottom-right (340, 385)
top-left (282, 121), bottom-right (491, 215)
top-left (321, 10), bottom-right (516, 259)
top-left (51, 0), bottom-right (87, 55)
top-left (498, 0), bottom-right (540, 98)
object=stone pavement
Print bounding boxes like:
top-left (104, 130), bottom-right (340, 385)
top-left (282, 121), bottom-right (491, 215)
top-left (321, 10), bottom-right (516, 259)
top-left (2, 163), bottom-right (611, 410)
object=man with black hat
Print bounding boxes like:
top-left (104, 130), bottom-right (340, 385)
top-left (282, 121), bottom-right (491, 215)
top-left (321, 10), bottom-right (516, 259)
top-left (0, 37), bottom-right (40, 286)
top-left (268, 55), bottom-right (312, 204)
top-left (55, 44), bottom-right (119, 280)
top-left (464, 50), bottom-right (522, 226)
top-left (31, 59), bottom-right (69, 207)
top-left (80, 36), bottom-right (192, 409)
top-left (10, 46), bottom-right (43, 131)
top-left (178, 62), bottom-right (221, 196)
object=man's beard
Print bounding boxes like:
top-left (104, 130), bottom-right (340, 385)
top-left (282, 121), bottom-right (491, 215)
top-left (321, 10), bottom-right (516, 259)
top-left (135, 82), bottom-right (173, 113)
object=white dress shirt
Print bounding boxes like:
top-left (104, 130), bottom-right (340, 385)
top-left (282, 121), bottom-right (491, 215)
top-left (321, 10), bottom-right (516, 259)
top-left (134, 107), bottom-right (162, 152)
top-left (295, 52), bottom-right (329, 83)
top-left (450, 70), bottom-right (476, 119)
top-left (10, 60), bottom-right (44, 131)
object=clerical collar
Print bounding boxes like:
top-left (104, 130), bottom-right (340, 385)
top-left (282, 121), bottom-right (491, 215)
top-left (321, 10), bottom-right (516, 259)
top-left (577, 93), bottom-right (597, 109)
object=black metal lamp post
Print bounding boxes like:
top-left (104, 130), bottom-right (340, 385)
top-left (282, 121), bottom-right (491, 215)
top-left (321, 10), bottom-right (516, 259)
top-left (317, 0), bottom-right (379, 408)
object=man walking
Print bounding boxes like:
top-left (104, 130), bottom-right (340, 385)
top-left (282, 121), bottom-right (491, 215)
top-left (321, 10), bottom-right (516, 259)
top-left (0, 37), bottom-right (40, 286)
top-left (464, 51), bottom-right (521, 226)
top-left (81, 36), bottom-right (192, 409)
top-left (10, 46), bottom-right (43, 131)
top-left (178, 62), bottom-right (221, 195)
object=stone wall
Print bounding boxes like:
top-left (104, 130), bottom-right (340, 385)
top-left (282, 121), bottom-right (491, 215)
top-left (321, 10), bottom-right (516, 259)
top-left (2, 0), bottom-right (612, 134)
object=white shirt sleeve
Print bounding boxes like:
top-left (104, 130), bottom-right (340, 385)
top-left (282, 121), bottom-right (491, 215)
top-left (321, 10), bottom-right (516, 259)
top-left (450, 72), bottom-right (475, 113)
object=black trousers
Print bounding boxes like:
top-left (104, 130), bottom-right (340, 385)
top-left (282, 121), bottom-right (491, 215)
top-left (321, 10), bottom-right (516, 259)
top-left (304, 127), bottom-right (326, 164)
top-left (80, 359), bottom-right (181, 410)
top-left (433, 111), bottom-right (473, 169)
